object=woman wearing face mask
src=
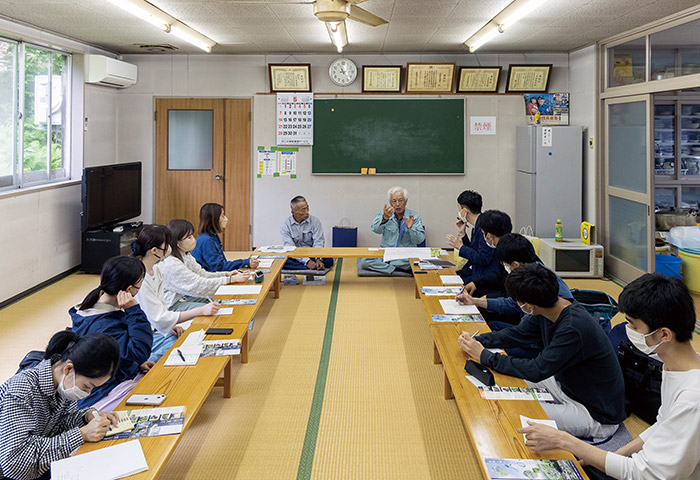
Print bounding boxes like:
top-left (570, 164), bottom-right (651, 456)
top-left (131, 225), bottom-right (220, 362)
top-left (192, 203), bottom-right (260, 272)
top-left (518, 273), bottom-right (700, 480)
top-left (158, 219), bottom-right (250, 311)
top-left (70, 255), bottom-right (154, 409)
top-left (0, 331), bottom-right (121, 480)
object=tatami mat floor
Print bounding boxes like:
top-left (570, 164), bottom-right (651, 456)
top-left (1, 266), bottom-right (699, 478)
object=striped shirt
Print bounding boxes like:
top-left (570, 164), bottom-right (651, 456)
top-left (0, 360), bottom-right (87, 480)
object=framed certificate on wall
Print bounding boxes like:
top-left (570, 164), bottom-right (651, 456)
top-left (362, 66), bottom-right (402, 92)
top-left (268, 64), bottom-right (312, 92)
top-left (456, 67), bottom-right (501, 93)
top-left (506, 64), bottom-right (552, 92)
top-left (405, 63), bottom-right (455, 93)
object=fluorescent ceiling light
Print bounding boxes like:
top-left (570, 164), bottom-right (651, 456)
top-left (104, 0), bottom-right (216, 53)
top-left (464, 0), bottom-right (544, 53)
top-left (105, 0), bottom-right (170, 31)
top-left (170, 23), bottom-right (216, 53)
top-left (326, 21), bottom-right (348, 54)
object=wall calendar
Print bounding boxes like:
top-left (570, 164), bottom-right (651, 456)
top-left (276, 93), bottom-right (313, 146)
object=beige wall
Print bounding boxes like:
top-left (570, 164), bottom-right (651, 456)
top-left (119, 52), bottom-right (571, 248)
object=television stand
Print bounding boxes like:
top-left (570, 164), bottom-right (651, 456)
top-left (81, 223), bottom-right (140, 273)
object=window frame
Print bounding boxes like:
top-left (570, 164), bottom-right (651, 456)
top-left (0, 37), bottom-right (72, 192)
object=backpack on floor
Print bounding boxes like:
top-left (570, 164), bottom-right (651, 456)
top-left (617, 338), bottom-right (663, 424)
top-left (570, 288), bottom-right (618, 334)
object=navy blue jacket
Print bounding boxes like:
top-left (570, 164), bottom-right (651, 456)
top-left (69, 304), bottom-right (153, 408)
top-left (456, 216), bottom-right (501, 283)
top-left (191, 232), bottom-right (249, 272)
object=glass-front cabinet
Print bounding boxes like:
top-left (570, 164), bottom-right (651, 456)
top-left (654, 94), bottom-right (700, 192)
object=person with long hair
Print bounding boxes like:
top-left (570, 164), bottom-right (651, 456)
top-left (158, 219), bottom-right (250, 311)
top-left (192, 203), bottom-right (260, 272)
top-left (0, 331), bottom-right (121, 480)
top-left (69, 256), bottom-right (153, 408)
top-left (131, 225), bottom-right (220, 360)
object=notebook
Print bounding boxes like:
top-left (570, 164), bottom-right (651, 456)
top-left (51, 439), bottom-right (148, 480)
top-left (164, 330), bottom-right (205, 366)
top-left (439, 299), bottom-right (479, 315)
top-left (215, 285), bottom-right (263, 295)
top-left (105, 410), bottom-right (135, 437)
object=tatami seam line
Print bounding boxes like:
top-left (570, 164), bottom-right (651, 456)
top-left (296, 258), bottom-right (343, 480)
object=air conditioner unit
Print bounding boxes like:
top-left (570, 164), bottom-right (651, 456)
top-left (85, 55), bottom-right (137, 88)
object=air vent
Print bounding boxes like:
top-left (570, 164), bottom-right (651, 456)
top-left (136, 44), bottom-right (179, 53)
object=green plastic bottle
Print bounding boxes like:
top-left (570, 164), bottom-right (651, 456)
top-left (555, 219), bottom-right (563, 242)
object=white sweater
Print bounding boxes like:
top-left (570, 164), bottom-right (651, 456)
top-left (605, 367), bottom-right (700, 479)
top-left (157, 253), bottom-right (228, 307)
top-left (134, 267), bottom-right (180, 336)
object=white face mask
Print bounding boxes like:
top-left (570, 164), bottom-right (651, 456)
top-left (457, 208), bottom-right (468, 225)
top-left (57, 369), bottom-right (89, 402)
top-left (625, 324), bottom-right (662, 355)
top-left (486, 237), bottom-right (496, 249)
top-left (503, 264), bottom-right (512, 274)
top-left (517, 302), bottom-right (533, 315)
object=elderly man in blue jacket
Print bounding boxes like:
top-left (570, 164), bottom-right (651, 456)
top-left (361, 186), bottom-right (425, 274)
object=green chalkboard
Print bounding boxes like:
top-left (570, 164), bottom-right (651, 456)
top-left (312, 99), bottom-right (465, 175)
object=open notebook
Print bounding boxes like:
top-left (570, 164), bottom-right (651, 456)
top-left (51, 439), bottom-right (148, 480)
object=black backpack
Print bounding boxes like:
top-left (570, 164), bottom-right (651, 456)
top-left (617, 340), bottom-right (663, 424)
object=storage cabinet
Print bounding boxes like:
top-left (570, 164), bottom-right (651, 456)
top-left (81, 225), bottom-right (139, 274)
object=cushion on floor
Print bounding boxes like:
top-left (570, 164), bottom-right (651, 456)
top-left (356, 258), bottom-right (413, 277)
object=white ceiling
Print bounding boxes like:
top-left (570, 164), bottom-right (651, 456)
top-left (0, 0), bottom-right (698, 55)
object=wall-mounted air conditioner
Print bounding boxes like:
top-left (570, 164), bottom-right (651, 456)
top-left (85, 55), bottom-right (137, 88)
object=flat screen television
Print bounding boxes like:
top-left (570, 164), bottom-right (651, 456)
top-left (81, 162), bottom-right (141, 231)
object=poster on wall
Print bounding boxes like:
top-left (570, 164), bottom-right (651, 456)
top-left (523, 93), bottom-right (569, 125)
top-left (276, 93), bottom-right (313, 146)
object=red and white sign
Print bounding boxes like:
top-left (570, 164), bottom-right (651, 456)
top-left (470, 116), bottom-right (496, 135)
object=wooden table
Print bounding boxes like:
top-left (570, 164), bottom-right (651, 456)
top-left (73, 323), bottom-right (250, 480)
top-left (287, 247), bottom-right (384, 258)
top-left (431, 324), bottom-right (588, 478)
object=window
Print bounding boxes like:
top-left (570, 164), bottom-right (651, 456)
top-left (0, 37), bottom-right (71, 191)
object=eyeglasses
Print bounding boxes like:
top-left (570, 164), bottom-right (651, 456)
top-left (390, 198), bottom-right (406, 204)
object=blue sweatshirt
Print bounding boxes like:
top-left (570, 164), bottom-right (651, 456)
top-left (457, 216), bottom-right (500, 283)
top-left (191, 232), bottom-right (249, 272)
top-left (477, 302), bottom-right (627, 425)
top-left (69, 303), bottom-right (153, 408)
top-left (487, 265), bottom-right (573, 316)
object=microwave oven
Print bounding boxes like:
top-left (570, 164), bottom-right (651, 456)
top-left (539, 238), bottom-right (604, 278)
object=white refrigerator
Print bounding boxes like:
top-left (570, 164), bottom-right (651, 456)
top-left (515, 125), bottom-right (583, 238)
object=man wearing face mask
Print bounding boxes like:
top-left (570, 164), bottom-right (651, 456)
top-left (458, 263), bottom-right (626, 442)
top-left (445, 190), bottom-right (500, 286)
top-left (460, 209), bottom-right (513, 299)
top-left (518, 273), bottom-right (700, 480)
top-left (458, 234), bottom-right (573, 334)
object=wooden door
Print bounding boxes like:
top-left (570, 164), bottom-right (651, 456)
top-left (155, 98), bottom-right (251, 250)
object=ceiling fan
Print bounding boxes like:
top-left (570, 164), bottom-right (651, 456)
top-left (218, 0), bottom-right (388, 52)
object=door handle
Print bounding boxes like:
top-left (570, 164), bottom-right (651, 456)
top-left (215, 173), bottom-right (223, 180)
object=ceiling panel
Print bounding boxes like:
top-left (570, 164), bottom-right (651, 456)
top-left (0, 0), bottom-right (697, 54)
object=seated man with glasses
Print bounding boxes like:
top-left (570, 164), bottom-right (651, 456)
top-left (281, 195), bottom-right (334, 272)
top-left (361, 186), bottom-right (425, 274)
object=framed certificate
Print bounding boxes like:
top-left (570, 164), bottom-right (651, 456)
top-left (457, 66), bottom-right (501, 93)
top-left (405, 63), bottom-right (456, 93)
top-left (268, 64), bottom-right (312, 92)
top-left (506, 64), bottom-right (552, 93)
top-left (362, 66), bottom-right (402, 92)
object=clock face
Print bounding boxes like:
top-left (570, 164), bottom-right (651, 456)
top-left (329, 58), bottom-right (357, 87)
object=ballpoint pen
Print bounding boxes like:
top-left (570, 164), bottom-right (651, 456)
top-left (177, 349), bottom-right (186, 363)
top-left (459, 330), bottom-right (480, 350)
